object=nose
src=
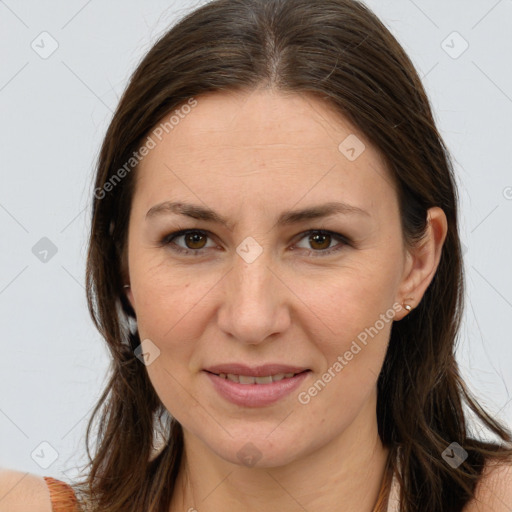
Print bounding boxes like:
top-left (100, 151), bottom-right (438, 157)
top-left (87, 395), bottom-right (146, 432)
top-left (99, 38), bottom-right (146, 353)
top-left (216, 249), bottom-right (291, 346)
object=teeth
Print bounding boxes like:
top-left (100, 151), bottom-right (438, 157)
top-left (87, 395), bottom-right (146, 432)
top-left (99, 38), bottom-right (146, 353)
top-left (218, 372), bottom-right (299, 384)
top-left (255, 375), bottom-right (273, 384)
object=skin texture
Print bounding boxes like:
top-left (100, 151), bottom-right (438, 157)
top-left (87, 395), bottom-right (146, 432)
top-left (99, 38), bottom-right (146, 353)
top-left (0, 470), bottom-right (52, 512)
top-left (124, 87), bottom-right (448, 511)
top-left (1, 88), bottom-right (509, 512)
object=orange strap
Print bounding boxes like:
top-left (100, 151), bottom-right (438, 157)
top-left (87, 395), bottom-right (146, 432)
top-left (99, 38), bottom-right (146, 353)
top-left (43, 477), bottom-right (79, 512)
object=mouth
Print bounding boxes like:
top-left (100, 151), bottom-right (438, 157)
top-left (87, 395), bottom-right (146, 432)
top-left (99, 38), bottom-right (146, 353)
top-left (205, 370), bottom-right (309, 384)
top-left (203, 365), bottom-right (311, 407)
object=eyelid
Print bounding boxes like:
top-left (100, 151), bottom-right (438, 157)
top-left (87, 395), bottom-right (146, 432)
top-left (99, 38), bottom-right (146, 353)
top-left (159, 228), bottom-right (351, 257)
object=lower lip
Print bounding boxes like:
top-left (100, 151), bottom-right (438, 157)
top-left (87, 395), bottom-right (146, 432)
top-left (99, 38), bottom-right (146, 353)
top-left (204, 371), bottom-right (310, 407)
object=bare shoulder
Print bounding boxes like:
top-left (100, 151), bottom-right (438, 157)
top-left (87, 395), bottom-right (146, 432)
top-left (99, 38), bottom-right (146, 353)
top-left (0, 469), bottom-right (52, 512)
top-left (464, 457), bottom-right (512, 512)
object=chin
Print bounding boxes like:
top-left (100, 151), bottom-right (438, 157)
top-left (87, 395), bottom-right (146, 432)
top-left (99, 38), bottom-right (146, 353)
top-left (201, 430), bottom-right (310, 469)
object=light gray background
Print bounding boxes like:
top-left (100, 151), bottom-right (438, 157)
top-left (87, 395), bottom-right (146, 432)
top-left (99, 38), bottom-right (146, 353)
top-left (1, 0), bottom-right (511, 482)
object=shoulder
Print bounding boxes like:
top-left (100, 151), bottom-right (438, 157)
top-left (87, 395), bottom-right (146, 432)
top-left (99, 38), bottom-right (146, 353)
top-left (0, 469), bottom-right (52, 512)
top-left (463, 457), bottom-right (512, 512)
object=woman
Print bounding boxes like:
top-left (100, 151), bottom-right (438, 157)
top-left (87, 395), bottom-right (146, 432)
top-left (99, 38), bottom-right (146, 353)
top-left (2, 0), bottom-right (511, 510)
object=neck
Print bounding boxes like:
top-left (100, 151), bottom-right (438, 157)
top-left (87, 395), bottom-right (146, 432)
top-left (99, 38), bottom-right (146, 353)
top-left (170, 393), bottom-right (389, 512)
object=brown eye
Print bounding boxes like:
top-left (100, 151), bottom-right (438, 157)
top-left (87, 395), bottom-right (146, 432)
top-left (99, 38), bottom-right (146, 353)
top-left (294, 230), bottom-right (348, 256)
top-left (183, 232), bottom-right (208, 250)
top-left (308, 232), bottom-right (332, 251)
top-left (161, 229), bottom-right (215, 255)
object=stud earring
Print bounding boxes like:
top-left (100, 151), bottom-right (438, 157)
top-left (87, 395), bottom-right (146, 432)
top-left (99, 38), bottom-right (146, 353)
top-left (402, 298), bottom-right (415, 313)
top-left (124, 284), bottom-right (130, 289)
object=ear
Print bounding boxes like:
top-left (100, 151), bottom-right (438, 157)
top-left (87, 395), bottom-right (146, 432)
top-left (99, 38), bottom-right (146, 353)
top-left (395, 207), bottom-right (448, 320)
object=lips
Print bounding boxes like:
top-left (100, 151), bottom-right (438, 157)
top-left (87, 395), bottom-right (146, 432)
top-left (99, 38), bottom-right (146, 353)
top-left (203, 364), bottom-right (311, 407)
top-left (215, 372), bottom-right (300, 384)
top-left (204, 363), bottom-right (309, 378)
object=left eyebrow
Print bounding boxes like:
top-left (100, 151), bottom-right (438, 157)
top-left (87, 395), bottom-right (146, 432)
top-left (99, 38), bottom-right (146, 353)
top-left (145, 200), bottom-right (370, 229)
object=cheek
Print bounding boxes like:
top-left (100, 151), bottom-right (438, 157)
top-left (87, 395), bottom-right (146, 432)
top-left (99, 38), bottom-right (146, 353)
top-left (295, 317), bottom-right (392, 436)
top-left (130, 262), bottom-right (224, 390)
top-left (135, 280), bottom-right (205, 423)
top-left (134, 280), bottom-right (200, 363)
top-left (291, 255), bottom-right (399, 401)
top-left (129, 245), bottom-right (212, 335)
top-left (295, 258), bottom-right (400, 343)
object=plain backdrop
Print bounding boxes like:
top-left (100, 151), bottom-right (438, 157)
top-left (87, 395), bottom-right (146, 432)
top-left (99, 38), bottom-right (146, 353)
top-left (1, 0), bottom-right (511, 482)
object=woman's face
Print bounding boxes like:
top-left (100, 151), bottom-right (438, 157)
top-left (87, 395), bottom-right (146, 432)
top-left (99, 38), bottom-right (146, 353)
top-left (125, 89), bottom-right (414, 467)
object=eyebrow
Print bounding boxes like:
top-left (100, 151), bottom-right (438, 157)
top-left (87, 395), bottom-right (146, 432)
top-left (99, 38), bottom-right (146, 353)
top-left (146, 200), bottom-right (370, 229)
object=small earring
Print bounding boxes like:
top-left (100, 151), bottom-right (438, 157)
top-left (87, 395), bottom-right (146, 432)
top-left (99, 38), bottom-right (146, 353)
top-left (124, 284), bottom-right (130, 289)
top-left (402, 298), bottom-right (414, 312)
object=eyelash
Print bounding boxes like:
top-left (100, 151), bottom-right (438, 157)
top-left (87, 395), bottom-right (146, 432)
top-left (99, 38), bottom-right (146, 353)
top-left (159, 229), bottom-right (350, 258)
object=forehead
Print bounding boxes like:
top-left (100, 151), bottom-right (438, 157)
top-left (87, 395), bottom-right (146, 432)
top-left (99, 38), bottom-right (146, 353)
top-left (146, 88), bottom-right (365, 152)
top-left (133, 88), bottom-right (395, 216)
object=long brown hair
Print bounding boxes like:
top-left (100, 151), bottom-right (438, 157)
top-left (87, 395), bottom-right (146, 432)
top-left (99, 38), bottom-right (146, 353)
top-left (76, 0), bottom-right (512, 510)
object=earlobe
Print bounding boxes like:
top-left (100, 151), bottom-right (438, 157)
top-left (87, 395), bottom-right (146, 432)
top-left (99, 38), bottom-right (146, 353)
top-left (395, 207), bottom-right (448, 320)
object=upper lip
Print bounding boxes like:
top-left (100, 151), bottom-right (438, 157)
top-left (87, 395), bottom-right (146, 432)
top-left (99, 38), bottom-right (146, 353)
top-left (204, 364), bottom-right (310, 377)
